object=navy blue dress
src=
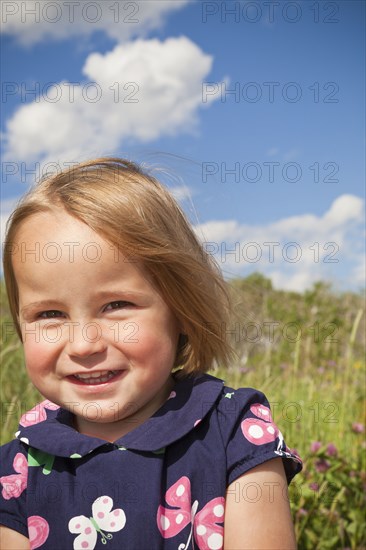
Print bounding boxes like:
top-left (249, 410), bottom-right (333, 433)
top-left (0, 373), bottom-right (302, 549)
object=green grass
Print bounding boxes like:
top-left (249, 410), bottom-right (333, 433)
top-left (1, 275), bottom-right (365, 549)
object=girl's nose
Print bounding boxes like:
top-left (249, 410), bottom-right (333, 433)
top-left (65, 321), bottom-right (107, 358)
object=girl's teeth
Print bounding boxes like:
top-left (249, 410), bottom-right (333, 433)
top-left (73, 371), bottom-right (117, 384)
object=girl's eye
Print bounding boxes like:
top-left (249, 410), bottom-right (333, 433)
top-left (105, 301), bottom-right (134, 311)
top-left (37, 310), bottom-right (64, 319)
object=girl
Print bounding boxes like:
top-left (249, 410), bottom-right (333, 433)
top-left (0, 158), bottom-right (302, 550)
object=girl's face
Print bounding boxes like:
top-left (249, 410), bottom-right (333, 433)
top-left (13, 209), bottom-right (181, 440)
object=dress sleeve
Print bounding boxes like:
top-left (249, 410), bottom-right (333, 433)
top-left (0, 440), bottom-right (29, 537)
top-left (216, 386), bottom-right (302, 486)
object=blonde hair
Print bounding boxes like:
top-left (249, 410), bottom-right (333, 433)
top-left (3, 157), bottom-right (233, 376)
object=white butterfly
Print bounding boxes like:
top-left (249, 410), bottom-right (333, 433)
top-left (68, 495), bottom-right (126, 549)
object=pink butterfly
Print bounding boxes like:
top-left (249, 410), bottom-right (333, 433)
top-left (0, 452), bottom-right (28, 500)
top-left (19, 400), bottom-right (59, 427)
top-left (28, 516), bottom-right (49, 549)
top-left (241, 402), bottom-right (279, 446)
top-left (250, 403), bottom-right (273, 422)
top-left (68, 495), bottom-right (126, 549)
top-left (157, 476), bottom-right (225, 550)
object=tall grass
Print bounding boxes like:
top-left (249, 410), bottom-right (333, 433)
top-left (1, 275), bottom-right (365, 549)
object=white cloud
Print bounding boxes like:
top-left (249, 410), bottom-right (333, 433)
top-left (2, 36), bottom-right (216, 166)
top-left (1, 0), bottom-right (189, 46)
top-left (195, 194), bottom-right (365, 292)
top-left (324, 194), bottom-right (364, 225)
top-left (269, 270), bottom-right (316, 293)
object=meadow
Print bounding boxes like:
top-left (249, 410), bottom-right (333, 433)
top-left (1, 275), bottom-right (365, 549)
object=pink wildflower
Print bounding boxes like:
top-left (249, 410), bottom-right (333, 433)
top-left (352, 422), bottom-right (365, 433)
top-left (310, 441), bottom-right (322, 453)
top-left (326, 443), bottom-right (338, 457)
top-left (315, 458), bottom-right (331, 473)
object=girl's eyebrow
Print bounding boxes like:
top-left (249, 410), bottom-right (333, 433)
top-left (95, 290), bottom-right (150, 300)
top-left (20, 300), bottom-right (64, 315)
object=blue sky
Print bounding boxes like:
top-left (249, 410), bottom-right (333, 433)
top-left (1, 0), bottom-right (365, 291)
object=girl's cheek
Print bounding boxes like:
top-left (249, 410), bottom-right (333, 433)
top-left (113, 321), bottom-right (143, 349)
top-left (22, 322), bottom-right (63, 346)
top-left (23, 342), bottom-right (44, 368)
top-left (21, 322), bottom-right (44, 347)
top-left (23, 333), bottom-right (56, 367)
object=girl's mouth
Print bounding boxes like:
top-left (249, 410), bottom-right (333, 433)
top-left (71, 370), bottom-right (119, 385)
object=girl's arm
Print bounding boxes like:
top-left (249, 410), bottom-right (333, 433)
top-left (0, 526), bottom-right (30, 550)
top-left (224, 457), bottom-right (297, 550)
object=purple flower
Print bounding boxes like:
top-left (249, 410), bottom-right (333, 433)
top-left (310, 441), bottom-right (322, 453)
top-left (309, 482), bottom-right (319, 491)
top-left (315, 458), bottom-right (331, 473)
top-left (297, 508), bottom-right (308, 517)
top-left (326, 443), bottom-right (338, 457)
top-left (352, 422), bottom-right (365, 433)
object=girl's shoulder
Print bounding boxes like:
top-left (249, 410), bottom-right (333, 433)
top-left (189, 372), bottom-right (274, 418)
top-left (217, 380), bottom-right (271, 412)
top-left (176, 372), bottom-right (277, 430)
top-left (199, 374), bottom-right (303, 484)
top-left (215, 379), bottom-right (282, 437)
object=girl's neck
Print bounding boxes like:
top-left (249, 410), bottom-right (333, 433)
top-left (73, 375), bottom-right (175, 443)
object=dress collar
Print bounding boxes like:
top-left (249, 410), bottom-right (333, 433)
top-left (15, 374), bottom-right (224, 458)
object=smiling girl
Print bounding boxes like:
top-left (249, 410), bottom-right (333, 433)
top-left (0, 158), bottom-right (301, 549)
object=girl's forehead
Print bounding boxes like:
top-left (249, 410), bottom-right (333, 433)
top-left (12, 210), bottom-right (142, 274)
top-left (12, 208), bottom-right (168, 306)
top-left (15, 209), bottom-right (97, 241)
